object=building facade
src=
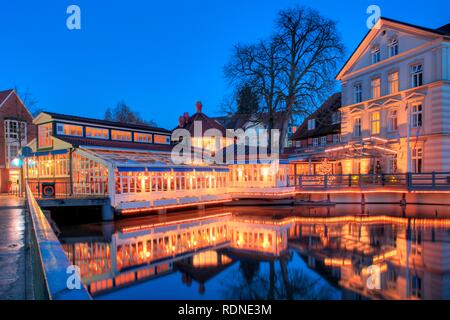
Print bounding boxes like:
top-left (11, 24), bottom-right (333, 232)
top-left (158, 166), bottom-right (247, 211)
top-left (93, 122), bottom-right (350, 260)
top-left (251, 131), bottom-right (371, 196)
top-left (289, 92), bottom-right (342, 176)
top-left (334, 18), bottom-right (450, 175)
top-left (0, 89), bottom-right (35, 193)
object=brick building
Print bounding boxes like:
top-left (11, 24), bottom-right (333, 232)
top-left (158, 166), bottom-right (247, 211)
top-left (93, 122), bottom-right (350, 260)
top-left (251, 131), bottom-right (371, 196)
top-left (0, 89), bottom-right (35, 193)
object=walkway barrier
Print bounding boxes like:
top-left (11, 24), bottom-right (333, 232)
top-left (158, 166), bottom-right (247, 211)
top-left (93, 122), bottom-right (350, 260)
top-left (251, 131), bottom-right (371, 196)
top-left (25, 184), bottom-right (91, 300)
top-left (288, 172), bottom-right (450, 191)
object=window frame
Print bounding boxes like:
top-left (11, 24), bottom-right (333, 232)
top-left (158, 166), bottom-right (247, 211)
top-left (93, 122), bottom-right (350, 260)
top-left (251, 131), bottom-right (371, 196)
top-left (388, 38), bottom-right (399, 57)
top-left (388, 109), bottom-right (398, 132)
top-left (371, 77), bottom-right (381, 99)
top-left (370, 111), bottom-right (381, 135)
top-left (411, 64), bottom-right (423, 88)
top-left (411, 103), bottom-right (423, 128)
top-left (388, 71), bottom-right (399, 94)
top-left (307, 119), bottom-right (316, 130)
top-left (354, 83), bottom-right (363, 104)
top-left (371, 46), bottom-right (381, 64)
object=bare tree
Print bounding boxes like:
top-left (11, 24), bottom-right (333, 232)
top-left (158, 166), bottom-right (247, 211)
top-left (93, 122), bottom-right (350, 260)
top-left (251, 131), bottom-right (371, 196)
top-left (104, 100), bottom-right (157, 126)
top-left (275, 6), bottom-right (344, 150)
top-left (224, 38), bottom-right (283, 146)
top-left (224, 6), bottom-right (344, 150)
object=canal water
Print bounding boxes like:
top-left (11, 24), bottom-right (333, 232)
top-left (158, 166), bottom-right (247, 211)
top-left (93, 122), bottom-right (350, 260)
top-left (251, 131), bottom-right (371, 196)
top-left (55, 204), bottom-right (450, 300)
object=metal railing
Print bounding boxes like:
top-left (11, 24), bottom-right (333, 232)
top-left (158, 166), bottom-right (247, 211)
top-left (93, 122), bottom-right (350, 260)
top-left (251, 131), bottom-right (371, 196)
top-left (26, 180), bottom-right (108, 199)
top-left (288, 172), bottom-right (450, 191)
top-left (25, 184), bottom-right (91, 300)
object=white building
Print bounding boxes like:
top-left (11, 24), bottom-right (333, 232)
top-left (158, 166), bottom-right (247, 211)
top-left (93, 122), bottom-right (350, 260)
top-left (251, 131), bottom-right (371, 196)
top-left (334, 18), bottom-right (450, 175)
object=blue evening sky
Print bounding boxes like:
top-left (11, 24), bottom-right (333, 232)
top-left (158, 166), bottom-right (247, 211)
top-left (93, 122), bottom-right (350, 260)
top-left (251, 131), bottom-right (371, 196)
top-left (0, 0), bottom-right (448, 129)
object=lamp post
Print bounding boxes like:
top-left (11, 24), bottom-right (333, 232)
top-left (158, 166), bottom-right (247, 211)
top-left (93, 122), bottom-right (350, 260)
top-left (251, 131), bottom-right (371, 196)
top-left (406, 101), bottom-right (411, 174)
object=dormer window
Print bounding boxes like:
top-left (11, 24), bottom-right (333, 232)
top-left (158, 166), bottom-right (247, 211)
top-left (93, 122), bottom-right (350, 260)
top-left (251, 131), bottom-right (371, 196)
top-left (331, 112), bottom-right (340, 124)
top-left (371, 46), bottom-right (381, 64)
top-left (388, 38), bottom-right (399, 57)
top-left (307, 119), bottom-right (316, 130)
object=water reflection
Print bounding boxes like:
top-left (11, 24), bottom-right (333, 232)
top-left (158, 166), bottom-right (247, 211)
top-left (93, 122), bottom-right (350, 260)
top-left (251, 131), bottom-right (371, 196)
top-left (59, 205), bottom-right (450, 300)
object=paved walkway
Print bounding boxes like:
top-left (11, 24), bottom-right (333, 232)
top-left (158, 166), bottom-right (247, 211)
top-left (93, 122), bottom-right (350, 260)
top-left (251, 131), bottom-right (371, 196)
top-left (0, 194), bottom-right (28, 299)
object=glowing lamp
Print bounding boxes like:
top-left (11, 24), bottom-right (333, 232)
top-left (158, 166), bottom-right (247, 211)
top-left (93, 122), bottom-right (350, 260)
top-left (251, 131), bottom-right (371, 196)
top-left (11, 157), bottom-right (22, 167)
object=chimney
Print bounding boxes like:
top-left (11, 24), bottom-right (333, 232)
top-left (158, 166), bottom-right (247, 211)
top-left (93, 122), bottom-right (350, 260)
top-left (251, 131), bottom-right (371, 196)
top-left (196, 101), bottom-right (203, 113)
top-left (183, 112), bottom-right (190, 123)
top-left (178, 116), bottom-right (185, 127)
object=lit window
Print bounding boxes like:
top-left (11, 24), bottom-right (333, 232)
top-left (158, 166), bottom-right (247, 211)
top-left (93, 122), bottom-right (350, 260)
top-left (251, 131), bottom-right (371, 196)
top-left (371, 77), bottom-right (381, 99)
top-left (388, 72), bottom-right (399, 94)
top-left (154, 134), bottom-right (170, 144)
top-left (412, 148), bottom-right (423, 173)
top-left (388, 110), bottom-right (398, 132)
top-left (86, 127), bottom-right (109, 139)
top-left (56, 123), bottom-right (83, 137)
top-left (111, 130), bottom-right (132, 141)
top-left (371, 112), bottom-right (380, 135)
top-left (354, 84), bottom-right (362, 103)
top-left (371, 47), bottom-right (381, 64)
top-left (134, 132), bottom-right (153, 143)
top-left (312, 137), bottom-right (319, 147)
top-left (354, 118), bottom-right (362, 137)
top-left (388, 38), bottom-right (399, 57)
top-left (411, 64), bottom-right (423, 87)
top-left (411, 104), bottom-right (423, 128)
top-left (307, 119), bottom-right (316, 130)
top-left (320, 136), bottom-right (327, 146)
top-left (38, 123), bottom-right (53, 149)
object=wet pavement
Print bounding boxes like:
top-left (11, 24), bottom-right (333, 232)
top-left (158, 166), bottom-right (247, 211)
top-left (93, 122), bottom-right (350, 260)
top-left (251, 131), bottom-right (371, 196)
top-left (0, 194), bottom-right (27, 299)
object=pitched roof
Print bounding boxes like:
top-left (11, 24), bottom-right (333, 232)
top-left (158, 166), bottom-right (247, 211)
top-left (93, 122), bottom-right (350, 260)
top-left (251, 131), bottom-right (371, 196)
top-left (176, 112), bottom-right (227, 136)
top-left (291, 92), bottom-right (341, 140)
top-left (0, 89), bottom-right (14, 106)
top-left (43, 111), bottom-right (171, 133)
top-left (336, 17), bottom-right (450, 80)
top-left (55, 135), bottom-right (173, 152)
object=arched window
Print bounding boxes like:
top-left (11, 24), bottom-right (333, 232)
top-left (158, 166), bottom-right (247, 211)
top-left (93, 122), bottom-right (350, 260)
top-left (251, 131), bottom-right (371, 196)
top-left (371, 46), bottom-right (381, 64)
top-left (388, 38), bottom-right (399, 57)
top-left (388, 110), bottom-right (398, 132)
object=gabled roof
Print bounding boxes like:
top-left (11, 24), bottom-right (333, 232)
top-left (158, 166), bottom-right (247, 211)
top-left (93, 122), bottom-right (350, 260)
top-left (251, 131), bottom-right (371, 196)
top-left (291, 93), bottom-right (341, 141)
top-left (42, 111), bottom-right (171, 134)
top-left (336, 17), bottom-right (450, 80)
top-left (176, 112), bottom-right (227, 136)
top-left (0, 89), bottom-right (14, 106)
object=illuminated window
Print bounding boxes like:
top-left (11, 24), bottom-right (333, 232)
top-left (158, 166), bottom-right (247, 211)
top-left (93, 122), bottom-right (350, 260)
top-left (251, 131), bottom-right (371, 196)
top-left (134, 132), bottom-right (153, 143)
top-left (86, 127), bottom-right (109, 139)
top-left (371, 112), bottom-right (380, 135)
top-left (354, 117), bottom-right (362, 137)
top-left (371, 77), bottom-right (381, 99)
top-left (111, 130), bottom-right (132, 141)
top-left (388, 38), bottom-right (399, 57)
top-left (56, 123), bottom-right (83, 136)
top-left (388, 110), bottom-right (398, 132)
top-left (371, 47), bottom-right (381, 64)
top-left (154, 134), bottom-right (170, 144)
top-left (411, 64), bottom-right (423, 87)
top-left (38, 123), bottom-right (53, 148)
top-left (411, 104), bottom-right (423, 128)
top-left (388, 72), bottom-right (399, 94)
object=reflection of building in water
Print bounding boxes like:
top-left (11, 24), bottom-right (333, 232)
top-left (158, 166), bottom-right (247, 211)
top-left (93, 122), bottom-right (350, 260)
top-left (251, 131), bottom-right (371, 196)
top-left (61, 212), bottom-right (290, 296)
top-left (288, 218), bottom-right (450, 300)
